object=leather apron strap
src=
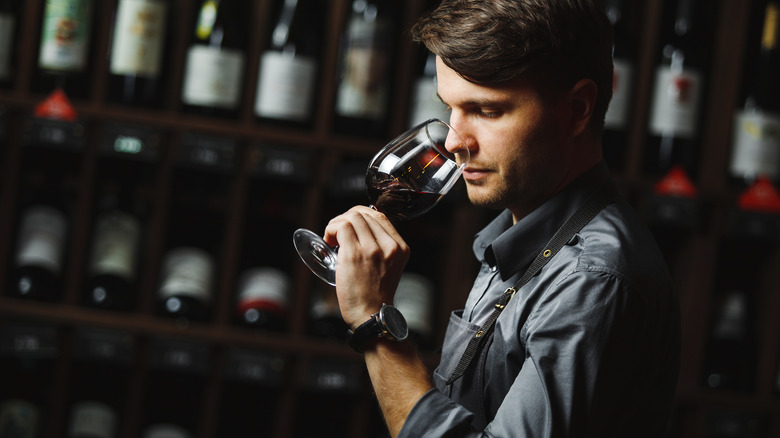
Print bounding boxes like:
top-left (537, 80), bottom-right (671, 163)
top-left (446, 186), bottom-right (616, 385)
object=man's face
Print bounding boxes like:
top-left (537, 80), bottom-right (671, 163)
top-left (436, 58), bottom-right (575, 220)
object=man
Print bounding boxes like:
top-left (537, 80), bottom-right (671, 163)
top-left (323, 0), bottom-right (680, 436)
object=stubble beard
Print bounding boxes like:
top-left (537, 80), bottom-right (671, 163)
top-left (465, 179), bottom-right (512, 211)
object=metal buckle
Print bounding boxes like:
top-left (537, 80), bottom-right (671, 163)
top-left (495, 287), bottom-right (517, 309)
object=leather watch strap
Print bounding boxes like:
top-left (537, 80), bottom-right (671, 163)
top-left (347, 315), bottom-right (380, 352)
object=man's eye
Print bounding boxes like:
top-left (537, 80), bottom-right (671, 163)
top-left (479, 110), bottom-right (502, 118)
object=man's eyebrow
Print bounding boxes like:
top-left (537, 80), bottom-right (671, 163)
top-left (437, 93), bottom-right (513, 108)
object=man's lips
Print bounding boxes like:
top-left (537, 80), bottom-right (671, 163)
top-left (462, 167), bottom-right (490, 181)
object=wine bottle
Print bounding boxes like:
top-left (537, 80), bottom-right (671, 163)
top-left (141, 338), bottom-right (208, 434)
top-left (644, 0), bottom-right (713, 177)
top-left (254, 0), bottom-right (326, 127)
top-left (142, 424), bottom-right (192, 438)
top-left (234, 267), bottom-right (291, 331)
top-left (602, 0), bottom-right (636, 171)
top-left (216, 349), bottom-right (285, 435)
top-left (0, 399), bottom-right (40, 438)
top-left (394, 272), bottom-right (434, 349)
top-left (0, 323), bottom-right (59, 435)
top-left (775, 358), bottom-right (780, 395)
top-left (7, 205), bottom-right (69, 301)
top-left (83, 186), bottom-right (143, 311)
top-left (308, 285), bottom-right (347, 340)
top-left (181, 0), bottom-right (248, 118)
top-left (407, 51), bottom-right (449, 127)
top-left (106, 0), bottom-right (170, 107)
top-left (157, 247), bottom-right (215, 322)
top-left (65, 328), bottom-right (132, 438)
top-left (701, 289), bottom-right (756, 392)
top-left (33, 0), bottom-right (95, 98)
top-left (0, 0), bottom-right (18, 88)
top-left (728, 1), bottom-right (780, 184)
top-left (66, 402), bottom-right (118, 438)
top-left (333, 0), bottom-right (399, 137)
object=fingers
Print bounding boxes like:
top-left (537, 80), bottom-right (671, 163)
top-left (324, 206), bottom-right (406, 252)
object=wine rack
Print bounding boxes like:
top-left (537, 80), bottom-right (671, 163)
top-left (1, 0), bottom-right (779, 437)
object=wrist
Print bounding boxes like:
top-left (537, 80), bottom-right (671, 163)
top-left (347, 304), bottom-right (409, 353)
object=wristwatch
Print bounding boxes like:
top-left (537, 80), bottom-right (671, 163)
top-left (347, 304), bottom-right (409, 353)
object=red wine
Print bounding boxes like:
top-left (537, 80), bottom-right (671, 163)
top-left (366, 172), bottom-right (442, 220)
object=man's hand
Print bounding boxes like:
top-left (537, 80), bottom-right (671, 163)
top-left (323, 206), bottom-right (410, 328)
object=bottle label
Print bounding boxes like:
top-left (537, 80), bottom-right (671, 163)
top-left (729, 109), bottom-right (780, 180)
top-left (38, 0), bottom-right (93, 72)
top-left (182, 45), bottom-right (245, 109)
top-left (235, 267), bottom-right (291, 313)
top-left (604, 58), bottom-right (634, 130)
top-left (648, 66), bottom-right (703, 139)
top-left (158, 247), bottom-right (214, 302)
top-left (0, 14), bottom-right (15, 80)
top-left (15, 206), bottom-right (68, 274)
top-left (0, 400), bottom-right (39, 438)
top-left (109, 0), bottom-right (167, 77)
top-left (408, 75), bottom-right (449, 128)
top-left (335, 17), bottom-right (391, 119)
top-left (254, 51), bottom-right (317, 121)
top-left (68, 402), bottom-right (117, 438)
top-left (143, 424), bottom-right (193, 438)
top-left (88, 210), bottom-right (141, 280)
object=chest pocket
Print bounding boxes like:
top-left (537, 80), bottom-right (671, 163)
top-left (433, 310), bottom-right (496, 429)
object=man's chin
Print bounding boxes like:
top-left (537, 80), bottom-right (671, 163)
top-left (465, 186), bottom-right (504, 210)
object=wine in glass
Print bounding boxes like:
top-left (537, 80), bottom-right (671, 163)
top-left (293, 118), bottom-right (469, 285)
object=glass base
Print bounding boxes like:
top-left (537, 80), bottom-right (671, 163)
top-left (292, 228), bottom-right (337, 286)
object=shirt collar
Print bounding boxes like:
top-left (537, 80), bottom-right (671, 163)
top-left (472, 161), bottom-right (613, 281)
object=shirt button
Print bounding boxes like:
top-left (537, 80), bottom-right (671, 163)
top-left (491, 266), bottom-right (497, 272)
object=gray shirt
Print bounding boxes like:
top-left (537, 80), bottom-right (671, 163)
top-left (399, 162), bottom-right (680, 437)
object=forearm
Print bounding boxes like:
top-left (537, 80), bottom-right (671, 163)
top-left (364, 339), bottom-right (434, 437)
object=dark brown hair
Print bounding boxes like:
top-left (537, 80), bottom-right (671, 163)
top-left (411, 0), bottom-right (613, 134)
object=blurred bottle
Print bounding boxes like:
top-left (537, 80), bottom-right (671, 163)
top-left (407, 51), bottom-right (448, 128)
top-left (83, 185), bottom-right (143, 311)
top-left (254, 0), bottom-right (326, 127)
top-left (394, 272), bottom-right (434, 349)
top-left (33, 0), bottom-right (95, 98)
top-left (106, 0), bottom-right (170, 107)
top-left (602, 0), bottom-right (637, 172)
top-left (728, 1), bottom-right (780, 184)
top-left (216, 348), bottom-right (285, 435)
top-left (308, 286), bottom-right (347, 340)
top-left (644, 0), bottom-right (715, 177)
top-left (234, 267), bottom-right (291, 332)
top-left (66, 402), bottom-right (117, 438)
top-left (0, 399), bottom-right (39, 438)
top-left (7, 205), bottom-right (69, 301)
top-left (701, 289), bottom-right (757, 392)
top-left (333, 0), bottom-right (399, 137)
top-left (157, 136), bottom-right (235, 323)
top-left (181, 0), bottom-right (248, 118)
top-left (65, 328), bottom-right (133, 438)
top-left (775, 358), bottom-right (780, 395)
top-left (142, 424), bottom-right (192, 438)
top-left (0, 323), bottom-right (59, 437)
top-left (141, 338), bottom-right (208, 434)
top-left (157, 247), bottom-right (215, 322)
top-left (0, 0), bottom-right (19, 88)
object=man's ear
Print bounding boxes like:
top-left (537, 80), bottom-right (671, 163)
top-left (568, 78), bottom-right (597, 136)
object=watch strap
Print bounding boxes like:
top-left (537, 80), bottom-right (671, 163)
top-left (347, 314), bottom-right (381, 353)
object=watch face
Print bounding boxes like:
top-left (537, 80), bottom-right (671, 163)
top-left (380, 305), bottom-right (409, 341)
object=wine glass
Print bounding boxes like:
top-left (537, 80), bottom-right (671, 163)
top-left (293, 118), bottom-right (469, 285)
